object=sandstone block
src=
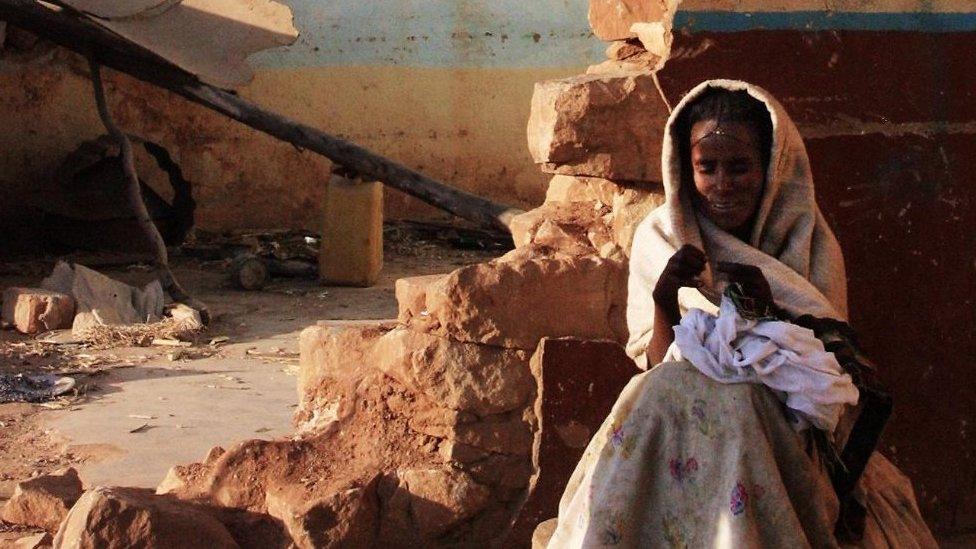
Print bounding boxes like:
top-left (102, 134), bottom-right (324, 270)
top-left (319, 174), bottom-right (384, 287)
top-left (1, 288), bottom-right (75, 335)
top-left (509, 201), bottom-right (621, 260)
top-left (409, 405), bottom-right (534, 456)
top-left (53, 487), bottom-right (238, 549)
top-left (297, 320), bottom-right (394, 422)
top-left (607, 185), bottom-right (666, 255)
top-left (372, 327), bottom-right (534, 416)
top-left (586, 56), bottom-right (660, 75)
top-left (394, 274), bottom-right (447, 323)
top-left (606, 39), bottom-right (645, 60)
top-left (2, 468), bottom-right (83, 532)
top-left (408, 246), bottom-right (628, 350)
top-left (265, 481), bottom-right (379, 549)
top-left (511, 338), bottom-right (639, 541)
top-left (589, 0), bottom-right (667, 41)
top-left (14, 532), bottom-right (53, 549)
top-left (544, 174), bottom-right (619, 206)
top-left (527, 73), bottom-right (670, 182)
top-left (380, 468), bottom-right (490, 540)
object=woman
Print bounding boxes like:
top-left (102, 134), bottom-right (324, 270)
top-left (545, 80), bottom-right (936, 548)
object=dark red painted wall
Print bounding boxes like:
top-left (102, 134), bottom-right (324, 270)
top-left (659, 30), bottom-right (976, 534)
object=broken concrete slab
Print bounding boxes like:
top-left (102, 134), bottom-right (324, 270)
top-left (39, 261), bottom-right (164, 335)
top-left (60, 0), bottom-right (298, 89)
top-left (1, 468), bottom-right (84, 532)
top-left (527, 73), bottom-right (670, 182)
top-left (407, 246), bottom-right (628, 350)
top-left (372, 327), bottom-right (534, 417)
top-left (1, 287), bottom-right (75, 335)
top-left (53, 486), bottom-right (239, 549)
top-left (588, 0), bottom-right (669, 41)
top-left (511, 337), bottom-right (638, 542)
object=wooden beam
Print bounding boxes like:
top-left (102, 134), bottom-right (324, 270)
top-left (0, 0), bottom-right (523, 232)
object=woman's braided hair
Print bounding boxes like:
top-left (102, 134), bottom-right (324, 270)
top-left (675, 87), bottom-right (774, 181)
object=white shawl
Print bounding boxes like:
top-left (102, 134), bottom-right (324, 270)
top-left (626, 80), bottom-right (848, 369)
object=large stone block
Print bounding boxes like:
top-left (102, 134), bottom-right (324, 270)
top-left (372, 327), bottom-right (534, 417)
top-left (265, 481), bottom-right (379, 549)
top-left (53, 487), bottom-right (238, 549)
top-left (379, 467), bottom-right (490, 541)
top-left (403, 246), bottom-right (628, 350)
top-left (1, 287), bottom-right (75, 334)
top-left (2, 468), bottom-right (83, 532)
top-left (408, 406), bottom-right (534, 456)
top-left (588, 0), bottom-right (667, 41)
top-left (527, 73), bottom-right (669, 182)
top-left (542, 175), bottom-right (665, 256)
top-left (544, 174), bottom-right (618, 206)
top-left (297, 320), bottom-right (395, 423)
top-left (509, 201), bottom-right (620, 259)
top-left (511, 337), bottom-right (639, 542)
top-left (394, 274), bottom-right (447, 323)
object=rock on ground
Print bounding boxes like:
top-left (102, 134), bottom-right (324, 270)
top-left (1, 287), bottom-right (75, 334)
top-left (265, 480), bottom-right (379, 549)
top-left (527, 73), bottom-right (670, 182)
top-left (53, 487), bottom-right (239, 549)
top-left (379, 467), bottom-right (490, 541)
top-left (2, 468), bottom-right (83, 532)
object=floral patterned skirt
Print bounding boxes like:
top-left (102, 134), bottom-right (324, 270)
top-left (545, 361), bottom-right (936, 548)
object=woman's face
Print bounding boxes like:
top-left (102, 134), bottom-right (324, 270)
top-left (688, 120), bottom-right (765, 235)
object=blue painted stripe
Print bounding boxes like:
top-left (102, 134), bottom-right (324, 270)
top-left (249, 2), bottom-right (976, 70)
top-left (252, 0), bottom-right (603, 69)
top-left (675, 11), bottom-right (976, 33)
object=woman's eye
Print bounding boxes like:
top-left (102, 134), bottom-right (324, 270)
top-left (728, 162), bottom-right (751, 176)
top-left (695, 162), bottom-right (715, 174)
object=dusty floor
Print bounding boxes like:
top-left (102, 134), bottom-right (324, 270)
top-left (0, 226), bottom-right (504, 543)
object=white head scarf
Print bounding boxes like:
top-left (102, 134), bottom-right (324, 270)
top-left (626, 79), bottom-right (847, 369)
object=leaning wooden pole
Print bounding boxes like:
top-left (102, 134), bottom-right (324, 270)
top-left (0, 0), bottom-right (523, 233)
top-left (89, 58), bottom-right (210, 321)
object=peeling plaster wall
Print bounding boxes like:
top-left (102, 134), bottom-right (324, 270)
top-left (0, 0), bottom-right (605, 248)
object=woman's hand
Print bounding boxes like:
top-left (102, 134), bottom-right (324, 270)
top-left (717, 262), bottom-right (774, 307)
top-left (653, 245), bottom-right (706, 324)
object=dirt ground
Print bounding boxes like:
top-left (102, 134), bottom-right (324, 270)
top-left (0, 224), bottom-right (506, 544)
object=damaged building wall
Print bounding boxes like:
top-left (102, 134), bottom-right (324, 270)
top-left (0, 0), bottom-right (608, 253)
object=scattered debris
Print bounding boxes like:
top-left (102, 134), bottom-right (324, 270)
top-left (41, 261), bottom-right (164, 336)
top-left (0, 374), bottom-right (76, 404)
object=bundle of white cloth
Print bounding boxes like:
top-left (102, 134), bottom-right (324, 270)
top-left (672, 296), bottom-right (859, 433)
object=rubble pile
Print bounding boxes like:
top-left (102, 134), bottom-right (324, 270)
top-left (0, 2), bottom-right (677, 546)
